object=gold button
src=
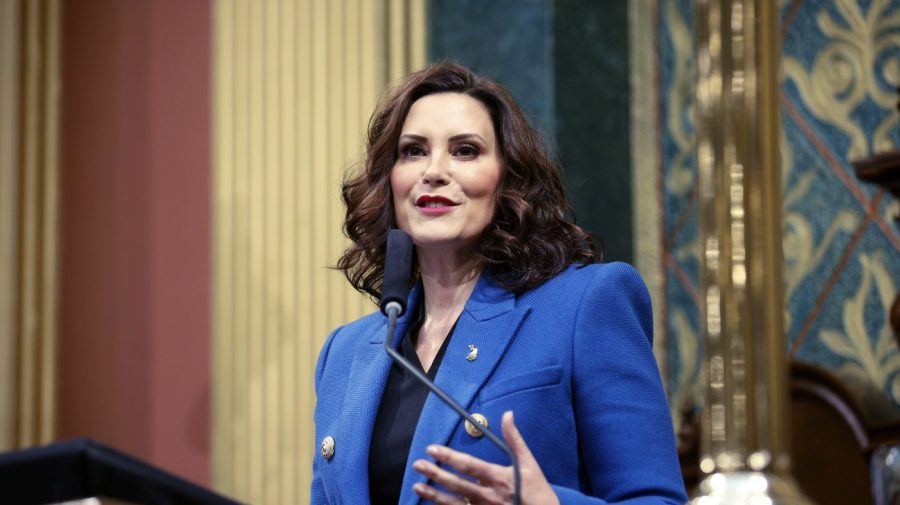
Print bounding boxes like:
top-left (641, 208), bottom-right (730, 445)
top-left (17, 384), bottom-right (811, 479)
top-left (464, 413), bottom-right (488, 438)
top-left (321, 436), bottom-right (335, 460)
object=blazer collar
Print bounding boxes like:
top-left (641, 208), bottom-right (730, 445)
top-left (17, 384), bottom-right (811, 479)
top-left (334, 273), bottom-right (530, 505)
top-left (334, 283), bottom-right (422, 502)
top-left (367, 280), bottom-right (422, 345)
top-left (398, 271), bottom-right (531, 504)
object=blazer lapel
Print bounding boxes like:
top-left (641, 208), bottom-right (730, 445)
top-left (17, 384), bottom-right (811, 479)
top-left (398, 273), bottom-right (531, 504)
top-left (331, 283), bottom-right (421, 503)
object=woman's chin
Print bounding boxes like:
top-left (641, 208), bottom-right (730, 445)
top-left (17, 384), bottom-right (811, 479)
top-left (409, 235), bottom-right (479, 256)
top-left (410, 235), bottom-right (462, 249)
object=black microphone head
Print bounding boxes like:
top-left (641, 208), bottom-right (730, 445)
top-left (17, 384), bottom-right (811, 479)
top-left (380, 229), bottom-right (414, 316)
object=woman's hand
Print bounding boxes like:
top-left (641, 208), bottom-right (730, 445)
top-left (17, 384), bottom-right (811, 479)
top-left (411, 411), bottom-right (560, 505)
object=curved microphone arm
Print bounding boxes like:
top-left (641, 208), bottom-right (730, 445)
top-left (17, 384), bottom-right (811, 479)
top-left (384, 302), bottom-right (521, 505)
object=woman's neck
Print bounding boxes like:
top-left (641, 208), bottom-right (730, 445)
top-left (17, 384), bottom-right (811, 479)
top-left (411, 248), bottom-right (482, 370)
top-left (416, 248), bottom-right (483, 323)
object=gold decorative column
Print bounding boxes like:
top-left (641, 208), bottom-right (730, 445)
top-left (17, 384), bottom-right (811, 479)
top-left (690, 0), bottom-right (814, 502)
top-left (628, 0), bottom-right (666, 362)
top-left (0, 0), bottom-right (61, 452)
top-left (211, 1), bottom-right (426, 503)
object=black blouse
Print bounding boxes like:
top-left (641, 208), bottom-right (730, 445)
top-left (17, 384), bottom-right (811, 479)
top-left (368, 303), bottom-right (457, 505)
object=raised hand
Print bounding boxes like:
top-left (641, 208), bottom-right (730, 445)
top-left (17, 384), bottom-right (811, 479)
top-left (412, 411), bottom-right (561, 505)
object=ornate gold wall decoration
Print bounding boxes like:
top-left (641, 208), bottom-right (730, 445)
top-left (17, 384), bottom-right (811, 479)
top-left (782, 128), bottom-right (860, 305)
top-left (819, 253), bottom-right (900, 414)
top-left (691, 0), bottom-right (814, 501)
top-left (644, 0), bottom-right (899, 479)
top-left (782, 0), bottom-right (900, 159)
top-left (779, 0), bottom-right (900, 422)
top-left (664, 0), bottom-right (699, 200)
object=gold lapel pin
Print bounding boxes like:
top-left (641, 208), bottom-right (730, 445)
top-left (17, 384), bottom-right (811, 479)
top-left (466, 344), bottom-right (478, 362)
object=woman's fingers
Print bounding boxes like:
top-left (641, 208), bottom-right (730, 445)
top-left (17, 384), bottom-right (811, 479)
top-left (413, 459), bottom-right (509, 505)
top-left (413, 459), bottom-right (485, 499)
top-left (425, 444), bottom-right (512, 488)
top-left (501, 411), bottom-right (561, 505)
top-left (413, 411), bottom-right (560, 505)
top-left (501, 411), bottom-right (534, 463)
top-left (412, 482), bottom-right (467, 505)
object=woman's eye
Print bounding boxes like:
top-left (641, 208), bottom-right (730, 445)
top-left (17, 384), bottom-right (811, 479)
top-left (401, 144), bottom-right (426, 158)
top-left (454, 144), bottom-right (479, 159)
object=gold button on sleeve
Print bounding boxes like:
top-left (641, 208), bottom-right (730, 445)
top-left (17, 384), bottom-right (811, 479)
top-left (321, 436), bottom-right (335, 460)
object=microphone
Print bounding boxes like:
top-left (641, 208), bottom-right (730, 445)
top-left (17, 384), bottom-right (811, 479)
top-left (379, 229), bottom-right (521, 505)
top-left (380, 229), bottom-right (415, 318)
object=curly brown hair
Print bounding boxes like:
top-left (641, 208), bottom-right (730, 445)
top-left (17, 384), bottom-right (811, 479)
top-left (337, 62), bottom-right (599, 300)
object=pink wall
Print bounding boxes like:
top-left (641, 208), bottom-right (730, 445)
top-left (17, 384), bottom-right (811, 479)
top-left (58, 0), bottom-right (211, 486)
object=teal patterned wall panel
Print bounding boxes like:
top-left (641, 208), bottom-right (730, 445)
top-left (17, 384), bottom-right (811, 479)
top-left (781, 0), bottom-right (900, 421)
top-left (658, 0), bottom-right (701, 431)
top-left (657, 0), bottom-right (900, 430)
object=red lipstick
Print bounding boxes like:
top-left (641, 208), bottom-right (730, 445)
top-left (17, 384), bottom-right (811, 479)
top-left (415, 195), bottom-right (458, 215)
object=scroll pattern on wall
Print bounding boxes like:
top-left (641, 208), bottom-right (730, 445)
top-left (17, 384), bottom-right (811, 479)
top-left (658, 0), bottom-right (900, 431)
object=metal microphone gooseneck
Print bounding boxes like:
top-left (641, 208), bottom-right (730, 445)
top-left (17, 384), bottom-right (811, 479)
top-left (380, 229), bottom-right (521, 505)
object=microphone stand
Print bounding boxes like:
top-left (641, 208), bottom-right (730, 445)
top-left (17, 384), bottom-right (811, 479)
top-left (384, 301), bottom-right (521, 505)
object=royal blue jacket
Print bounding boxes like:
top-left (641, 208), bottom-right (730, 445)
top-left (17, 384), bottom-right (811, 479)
top-left (312, 263), bottom-right (688, 504)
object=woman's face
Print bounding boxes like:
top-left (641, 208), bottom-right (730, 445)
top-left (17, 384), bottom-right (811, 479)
top-left (390, 92), bottom-right (502, 255)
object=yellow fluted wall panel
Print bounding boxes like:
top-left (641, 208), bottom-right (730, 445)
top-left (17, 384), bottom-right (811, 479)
top-left (212, 1), bottom-right (426, 503)
top-left (0, 0), bottom-right (21, 452)
top-left (40, 0), bottom-right (60, 445)
top-left (0, 0), bottom-right (60, 451)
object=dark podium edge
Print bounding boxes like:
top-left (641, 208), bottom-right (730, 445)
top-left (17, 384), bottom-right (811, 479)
top-left (0, 438), bottom-right (243, 505)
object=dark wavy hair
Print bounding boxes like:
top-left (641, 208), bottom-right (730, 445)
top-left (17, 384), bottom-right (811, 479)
top-left (336, 62), bottom-right (599, 300)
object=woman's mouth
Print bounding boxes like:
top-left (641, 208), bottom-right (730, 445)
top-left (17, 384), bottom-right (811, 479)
top-left (415, 195), bottom-right (457, 206)
top-left (415, 195), bottom-right (458, 214)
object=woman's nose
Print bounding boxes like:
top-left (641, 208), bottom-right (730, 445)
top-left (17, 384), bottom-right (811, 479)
top-left (420, 152), bottom-right (449, 185)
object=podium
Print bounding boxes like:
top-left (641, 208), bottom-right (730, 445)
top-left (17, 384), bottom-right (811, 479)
top-left (0, 438), bottom-right (242, 505)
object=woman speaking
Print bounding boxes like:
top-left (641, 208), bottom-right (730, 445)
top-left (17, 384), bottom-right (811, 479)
top-left (311, 63), bottom-right (687, 505)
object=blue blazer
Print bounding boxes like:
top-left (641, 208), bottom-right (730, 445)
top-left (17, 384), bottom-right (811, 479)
top-left (312, 263), bottom-right (688, 504)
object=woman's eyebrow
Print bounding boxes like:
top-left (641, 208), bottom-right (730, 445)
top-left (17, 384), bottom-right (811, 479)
top-left (398, 133), bottom-right (427, 143)
top-left (448, 133), bottom-right (486, 144)
top-left (398, 133), bottom-right (487, 144)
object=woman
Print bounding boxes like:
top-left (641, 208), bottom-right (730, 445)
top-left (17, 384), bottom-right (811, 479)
top-left (312, 62), bottom-right (687, 505)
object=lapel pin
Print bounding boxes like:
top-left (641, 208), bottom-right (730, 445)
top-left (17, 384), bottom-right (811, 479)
top-left (466, 344), bottom-right (478, 362)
